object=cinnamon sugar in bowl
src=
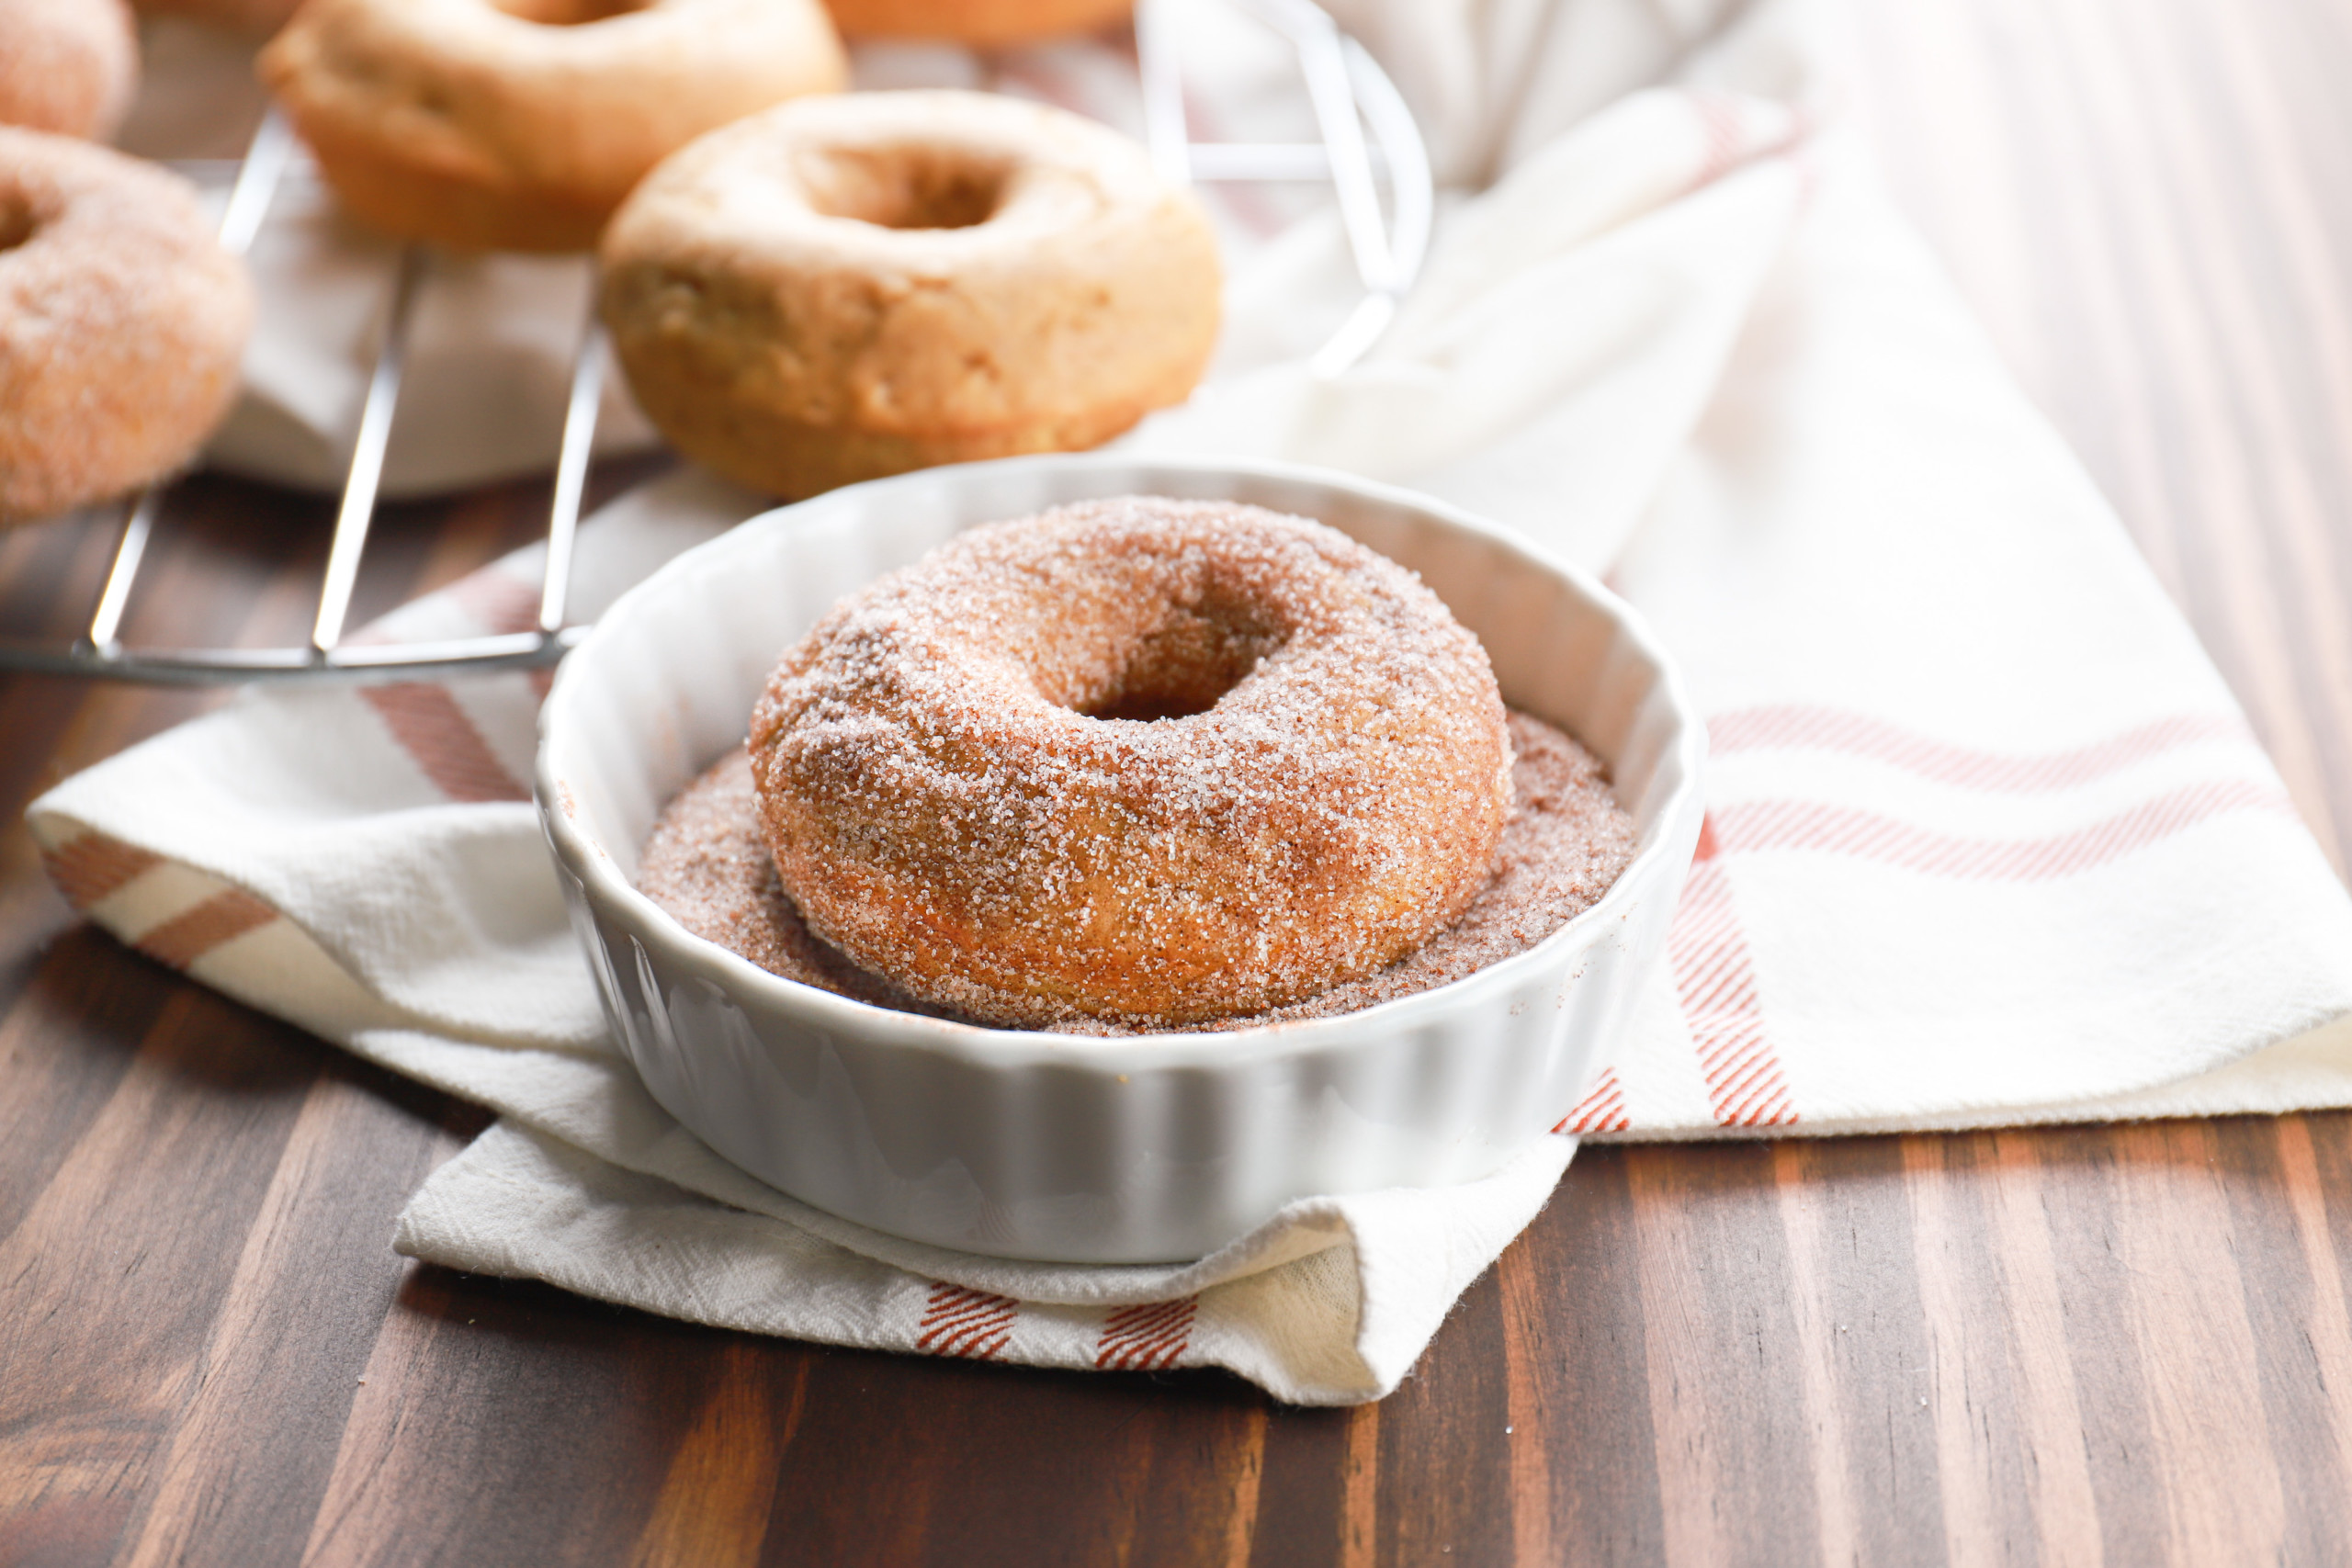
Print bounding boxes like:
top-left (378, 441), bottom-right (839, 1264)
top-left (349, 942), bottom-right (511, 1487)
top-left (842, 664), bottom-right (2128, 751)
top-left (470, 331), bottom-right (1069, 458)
top-left (536, 456), bottom-right (1706, 1263)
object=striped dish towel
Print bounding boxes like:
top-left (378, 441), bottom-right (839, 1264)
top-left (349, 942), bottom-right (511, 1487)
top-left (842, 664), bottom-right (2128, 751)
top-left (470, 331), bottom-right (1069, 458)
top-left (30, 1), bottom-right (2352, 1402)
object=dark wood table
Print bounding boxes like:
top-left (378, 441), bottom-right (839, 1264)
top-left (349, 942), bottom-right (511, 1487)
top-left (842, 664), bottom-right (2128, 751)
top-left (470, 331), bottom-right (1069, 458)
top-left (11, 0), bottom-right (2352, 1561)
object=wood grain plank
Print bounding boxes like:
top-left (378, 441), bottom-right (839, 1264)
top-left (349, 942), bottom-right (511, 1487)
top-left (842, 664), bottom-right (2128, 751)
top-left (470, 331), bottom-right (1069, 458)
top-left (1214, 1404), bottom-right (1269, 1568)
top-left (111, 1067), bottom-right (471, 1568)
top-left (0, 932), bottom-right (168, 1247)
top-left (0, 982), bottom-right (325, 1561)
top-left (2117, 1123), bottom-right (2288, 1562)
top-left (300, 1271), bottom-right (711, 1568)
top-left (1624, 1144), bottom-right (1823, 1568)
top-left (2029, 1128), bottom-right (2259, 1563)
top-left (1337, 1400), bottom-right (1376, 1568)
top-left (751, 1350), bottom-right (1264, 1568)
top-left (1770, 1138), bottom-right (1945, 1567)
top-left (1368, 1270), bottom-right (1511, 1567)
top-left (629, 1342), bottom-right (800, 1568)
top-left (2207, 1118), bottom-right (2352, 1566)
top-left (1904, 1133), bottom-right (2102, 1568)
top-left (1122, 1385), bottom-right (1271, 1568)
top-left (1244, 1406), bottom-right (1350, 1567)
top-left (1500, 1145), bottom-right (1668, 1568)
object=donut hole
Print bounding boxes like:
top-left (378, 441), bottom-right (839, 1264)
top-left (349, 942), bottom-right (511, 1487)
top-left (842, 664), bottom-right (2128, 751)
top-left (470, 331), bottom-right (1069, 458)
top-left (0, 198), bottom-right (34, 255)
top-left (487, 0), bottom-right (648, 24)
top-left (1076, 610), bottom-right (1280, 724)
top-left (797, 146), bottom-right (1010, 231)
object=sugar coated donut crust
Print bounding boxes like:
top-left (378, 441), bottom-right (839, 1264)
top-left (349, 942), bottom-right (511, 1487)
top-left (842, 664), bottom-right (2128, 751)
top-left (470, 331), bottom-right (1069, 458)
top-left (601, 91), bottom-right (1220, 499)
top-left (821, 0), bottom-right (1129, 43)
top-left (0, 0), bottom-right (138, 141)
top-left (0, 129), bottom-right (254, 525)
top-left (748, 498), bottom-right (1515, 1029)
top-left (258, 0), bottom-right (849, 253)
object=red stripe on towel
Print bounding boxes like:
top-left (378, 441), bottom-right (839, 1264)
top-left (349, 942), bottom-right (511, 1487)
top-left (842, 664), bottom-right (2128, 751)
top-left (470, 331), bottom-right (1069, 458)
top-left (1095, 1297), bottom-right (1197, 1372)
top-left (1672, 818), bottom-right (1798, 1128)
top-left (40, 833), bottom-right (163, 909)
top-left (916, 1281), bottom-right (1018, 1361)
top-left (342, 567), bottom-right (551, 784)
top-left (1710, 779), bottom-right (2295, 881)
top-left (1556, 1067), bottom-right (1630, 1134)
top-left (448, 568), bottom-right (546, 637)
top-left (361, 683), bottom-right (530, 804)
top-left (449, 569), bottom-right (560, 701)
top-left (1707, 706), bottom-right (2253, 793)
top-left (134, 888), bottom-right (279, 970)
top-left (1689, 92), bottom-right (1744, 187)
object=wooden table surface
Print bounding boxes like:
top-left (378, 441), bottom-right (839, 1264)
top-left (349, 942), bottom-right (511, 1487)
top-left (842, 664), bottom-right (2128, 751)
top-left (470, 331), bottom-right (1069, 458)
top-left (10, 0), bottom-right (2352, 1562)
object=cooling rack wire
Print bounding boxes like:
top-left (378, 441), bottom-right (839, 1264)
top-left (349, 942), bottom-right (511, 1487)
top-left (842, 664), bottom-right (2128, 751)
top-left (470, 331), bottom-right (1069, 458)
top-left (0, 0), bottom-right (1431, 684)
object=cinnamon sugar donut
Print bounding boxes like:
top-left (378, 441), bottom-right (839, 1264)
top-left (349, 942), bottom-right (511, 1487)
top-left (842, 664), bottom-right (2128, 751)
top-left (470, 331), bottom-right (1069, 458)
top-left (650, 713), bottom-right (1639, 1033)
top-left (0, 0), bottom-right (138, 141)
top-left (748, 498), bottom-right (1515, 1029)
top-left (822, 0), bottom-right (1128, 44)
top-left (257, 0), bottom-right (849, 253)
top-left (600, 91), bottom-right (1220, 499)
top-left (0, 129), bottom-right (254, 525)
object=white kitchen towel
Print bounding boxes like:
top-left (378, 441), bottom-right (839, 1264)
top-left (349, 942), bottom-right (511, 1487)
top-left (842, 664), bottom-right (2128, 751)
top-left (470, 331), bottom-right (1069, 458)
top-left (30, 0), bottom-right (2352, 1402)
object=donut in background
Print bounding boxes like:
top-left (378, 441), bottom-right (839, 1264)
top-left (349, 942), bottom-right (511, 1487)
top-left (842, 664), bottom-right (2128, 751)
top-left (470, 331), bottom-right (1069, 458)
top-left (0, 0), bottom-right (140, 141)
top-left (600, 90), bottom-right (1220, 498)
top-left (258, 0), bottom-right (850, 253)
top-left (0, 127), bottom-right (254, 525)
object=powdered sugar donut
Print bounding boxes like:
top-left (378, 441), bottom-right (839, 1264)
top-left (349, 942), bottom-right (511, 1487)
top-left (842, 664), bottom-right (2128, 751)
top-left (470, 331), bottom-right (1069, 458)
top-left (0, 0), bottom-right (138, 141)
top-left (0, 129), bottom-right (254, 525)
top-left (748, 497), bottom-right (1515, 1029)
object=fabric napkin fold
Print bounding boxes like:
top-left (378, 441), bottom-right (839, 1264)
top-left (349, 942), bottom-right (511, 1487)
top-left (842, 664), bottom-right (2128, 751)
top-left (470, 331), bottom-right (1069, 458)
top-left (32, 0), bottom-right (2352, 1402)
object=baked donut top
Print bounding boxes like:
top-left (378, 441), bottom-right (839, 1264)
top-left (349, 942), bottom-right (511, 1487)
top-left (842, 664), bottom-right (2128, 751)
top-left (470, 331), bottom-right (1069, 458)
top-left (260, 0), bottom-right (849, 216)
top-left (598, 89), bottom-right (1222, 467)
top-left (749, 498), bottom-right (1517, 1027)
top-left (613, 90), bottom-right (1185, 274)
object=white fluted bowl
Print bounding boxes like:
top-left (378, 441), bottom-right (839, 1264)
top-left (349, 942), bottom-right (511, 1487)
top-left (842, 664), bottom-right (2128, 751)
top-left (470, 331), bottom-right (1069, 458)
top-left (537, 455), bottom-right (1704, 1263)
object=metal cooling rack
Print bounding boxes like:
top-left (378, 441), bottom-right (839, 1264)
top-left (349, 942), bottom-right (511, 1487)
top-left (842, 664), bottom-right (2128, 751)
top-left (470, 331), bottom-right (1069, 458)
top-left (0, 0), bottom-right (1432, 685)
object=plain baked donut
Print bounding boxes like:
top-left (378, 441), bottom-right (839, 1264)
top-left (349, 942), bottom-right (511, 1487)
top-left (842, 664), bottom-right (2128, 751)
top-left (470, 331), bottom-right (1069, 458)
top-left (600, 91), bottom-right (1220, 499)
top-left (257, 0), bottom-right (849, 253)
top-left (748, 497), bottom-right (1515, 1029)
top-left (0, 0), bottom-right (138, 141)
top-left (821, 0), bottom-right (1128, 44)
top-left (0, 128), bottom-right (254, 525)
